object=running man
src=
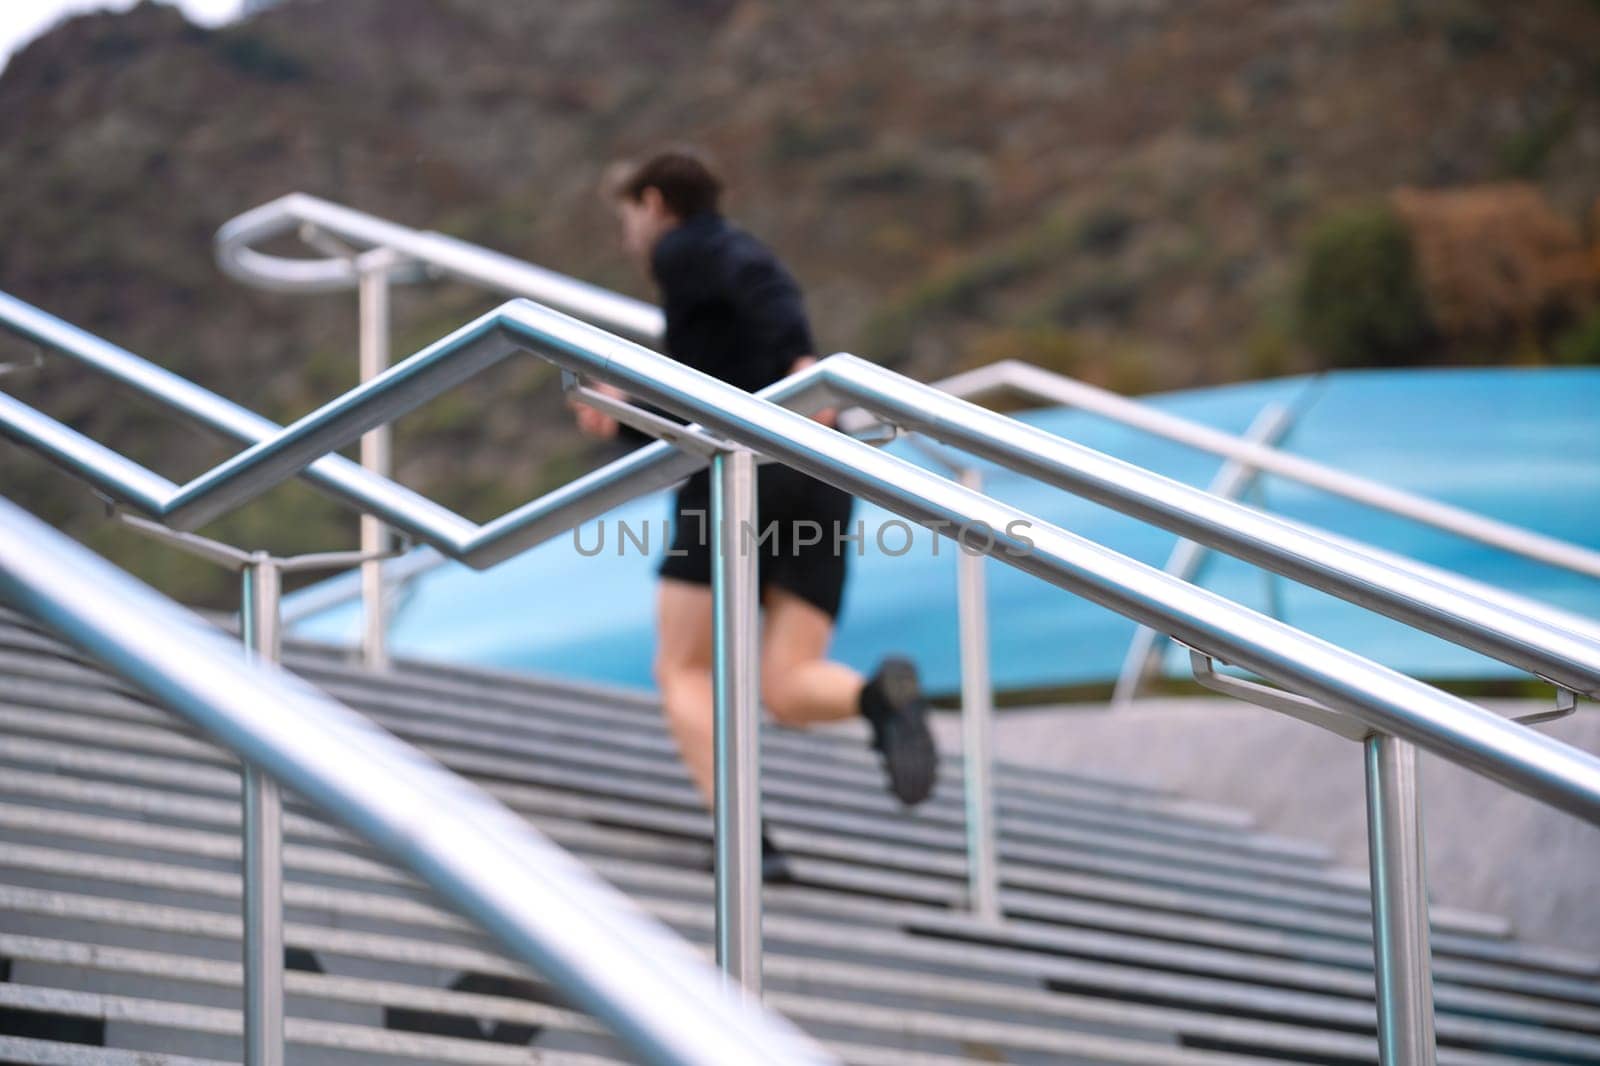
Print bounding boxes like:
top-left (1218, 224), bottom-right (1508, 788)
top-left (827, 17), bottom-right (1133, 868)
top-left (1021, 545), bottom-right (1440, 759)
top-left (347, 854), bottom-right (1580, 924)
top-left (571, 148), bottom-right (938, 881)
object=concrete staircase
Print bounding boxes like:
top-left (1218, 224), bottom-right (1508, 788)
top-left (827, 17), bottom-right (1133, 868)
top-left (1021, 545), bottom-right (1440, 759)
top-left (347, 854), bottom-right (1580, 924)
top-left (1, 606), bottom-right (1597, 1065)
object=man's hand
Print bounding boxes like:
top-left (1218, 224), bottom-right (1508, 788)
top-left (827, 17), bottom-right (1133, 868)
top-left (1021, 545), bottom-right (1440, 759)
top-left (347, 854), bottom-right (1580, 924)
top-left (569, 381), bottom-right (627, 440)
top-left (788, 355), bottom-right (837, 428)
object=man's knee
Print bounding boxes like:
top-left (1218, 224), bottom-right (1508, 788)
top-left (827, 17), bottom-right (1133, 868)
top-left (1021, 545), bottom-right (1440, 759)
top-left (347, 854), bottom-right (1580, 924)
top-left (655, 655), bottom-right (706, 719)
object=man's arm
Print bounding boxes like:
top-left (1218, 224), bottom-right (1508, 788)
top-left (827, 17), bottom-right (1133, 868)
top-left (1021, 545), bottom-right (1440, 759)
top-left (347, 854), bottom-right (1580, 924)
top-left (569, 381), bottom-right (627, 440)
top-left (787, 354), bottom-right (837, 428)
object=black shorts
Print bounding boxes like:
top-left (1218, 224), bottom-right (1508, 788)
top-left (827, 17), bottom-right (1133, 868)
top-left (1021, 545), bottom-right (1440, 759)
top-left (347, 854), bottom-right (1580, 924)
top-left (658, 463), bottom-right (855, 620)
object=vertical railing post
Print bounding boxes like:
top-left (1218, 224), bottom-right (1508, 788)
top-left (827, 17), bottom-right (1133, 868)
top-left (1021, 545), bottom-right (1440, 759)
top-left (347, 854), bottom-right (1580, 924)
top-left (356, 250), bottom-right (395, 670)
top-left (239, 553), bottom-right (284, 1066)
top-left (955, 467), bottom-right (1001, 923)
top-left (1365, 733), bottom-right (1438, 1066)
top-left (711, 446), bottom-right (762, 995)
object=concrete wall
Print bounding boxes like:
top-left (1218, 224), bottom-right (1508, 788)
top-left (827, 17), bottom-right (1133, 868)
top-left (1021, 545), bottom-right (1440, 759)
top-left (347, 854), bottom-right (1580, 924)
top-left (930, 698), bottom-right (1600, 957)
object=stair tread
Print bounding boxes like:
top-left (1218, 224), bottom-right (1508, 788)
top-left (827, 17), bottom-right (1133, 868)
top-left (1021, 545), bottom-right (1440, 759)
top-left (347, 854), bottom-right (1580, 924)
top-left (1, 609), bottom-right (1595, 1066)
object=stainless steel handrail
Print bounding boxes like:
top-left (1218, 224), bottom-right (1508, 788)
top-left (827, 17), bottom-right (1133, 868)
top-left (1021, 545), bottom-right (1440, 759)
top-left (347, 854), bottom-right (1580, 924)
top-left (7, 293), bottom-right (1596, 813)
top-left (4, 288), bottom-right (1598, 801)
top-left (215, 192), bottom-right (665, 344)
top-left (211, 194), bottom-right (1600, 613)
top-left (205, 193), bottom-right (1600, 1003)
top-left (213, 193), bottom-right (664, 666)
top-left (8, 291), bottom-right (1600, 1066)
top-left (8, 291), bottom-right (1598, 698)
top-left (0, 495), bottom-right (833, 1066)
top-left (936, 358), bottom-right (1600, 581)
top-left (810, 354), bottom-right (1600, 698)
top-left (210, 193), bottom-right (1600, 708)
top-left (0, 289), bottom-right (699, 567)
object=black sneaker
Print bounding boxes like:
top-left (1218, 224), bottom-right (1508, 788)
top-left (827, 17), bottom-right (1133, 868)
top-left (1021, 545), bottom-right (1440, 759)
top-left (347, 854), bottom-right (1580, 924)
top-left (703, 830), bottom-right (794, 885)
top-left (859, 656), bottom-right (939, 806)
top-left (760, 835), bottom-right (795, 885)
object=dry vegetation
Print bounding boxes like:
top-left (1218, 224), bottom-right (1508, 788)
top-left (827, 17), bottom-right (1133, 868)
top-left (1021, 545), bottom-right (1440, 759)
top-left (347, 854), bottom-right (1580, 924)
top-left (2, 0), bottom-right (1600, 604)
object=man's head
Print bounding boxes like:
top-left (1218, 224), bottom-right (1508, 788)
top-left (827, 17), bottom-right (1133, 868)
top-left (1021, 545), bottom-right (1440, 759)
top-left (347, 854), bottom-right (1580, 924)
top-left (610, 149), bottom-right (723, 264)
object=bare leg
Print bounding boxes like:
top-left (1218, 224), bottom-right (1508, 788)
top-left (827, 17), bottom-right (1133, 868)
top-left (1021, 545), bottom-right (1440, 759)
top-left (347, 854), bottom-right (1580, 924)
top-left (760, 585), bottom-right (865, 727)
top-left (652, 578), bottom-right (717, 806)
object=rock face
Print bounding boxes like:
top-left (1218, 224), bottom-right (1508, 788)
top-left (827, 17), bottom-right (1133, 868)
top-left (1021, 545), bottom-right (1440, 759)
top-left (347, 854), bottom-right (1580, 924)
top-left (2, 0), bottom-right (1600, 604)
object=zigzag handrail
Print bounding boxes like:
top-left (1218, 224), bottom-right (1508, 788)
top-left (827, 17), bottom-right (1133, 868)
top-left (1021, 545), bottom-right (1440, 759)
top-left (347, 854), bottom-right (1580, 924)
top-left (3, 291), bottom-right (1600, 825)
top-left (212, 194), bottom-right (1600, 585)
top-left (3, 289), bottom-right (1600, 698)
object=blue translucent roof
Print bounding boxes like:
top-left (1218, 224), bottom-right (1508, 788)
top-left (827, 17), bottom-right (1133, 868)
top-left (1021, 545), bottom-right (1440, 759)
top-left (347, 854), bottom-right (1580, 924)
top-left (288, 367), bottom-right (1600, 694)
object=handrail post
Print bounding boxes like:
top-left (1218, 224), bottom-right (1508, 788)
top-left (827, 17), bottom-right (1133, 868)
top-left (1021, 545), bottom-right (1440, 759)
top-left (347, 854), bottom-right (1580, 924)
top-left (956, 467), bottom-right (1001, 923)
top-left (1365, 733), bottom-right (1438, 1066)
top-left (240, 553), bottom-right (285, 1066)
top-left (711, 446), bottom-right (762, 995)
top-left (357, 249), bottom-right (396, 669)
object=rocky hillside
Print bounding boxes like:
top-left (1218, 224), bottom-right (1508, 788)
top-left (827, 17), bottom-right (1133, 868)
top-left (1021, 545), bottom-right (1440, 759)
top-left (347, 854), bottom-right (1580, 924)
top-left (3, 0), bottom-right (1599, 605)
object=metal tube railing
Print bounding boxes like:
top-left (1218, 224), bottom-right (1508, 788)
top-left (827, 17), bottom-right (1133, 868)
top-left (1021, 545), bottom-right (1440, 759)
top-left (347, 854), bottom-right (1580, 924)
top-left (0, 290), bottom-right (703, 564)
top-left (238, 554), bottom-right (285, 1066)
top-left (0, 495), bottom-right (835, 1066)
top-left (813, 354), bottom-right (1600, 698)
top-left (9, 292), bottom-right (1596, 698)
top-left (9, 290), bottom-right (1600, 1066)
top-left (355, 250), bottom-right (397, 669)
top-left (1365, 734), bottom-right (1438, 1065)
top-left (936, 358), bottom-right (1600, 581)
top-left (14, 294), bottom-right (1589, 818)
top-left (954, 466), bottom-right (1000, 923)
top-left (712, 447), bottom-right (764, 994)
top-left (0, 291), bottom-right (783, 999)
top-left (205, 196), bottom-right (1600, 914)
top-left (214, 192), bottom-right (665, 344)
top-left (8, 290), bottom-right (1600, 815)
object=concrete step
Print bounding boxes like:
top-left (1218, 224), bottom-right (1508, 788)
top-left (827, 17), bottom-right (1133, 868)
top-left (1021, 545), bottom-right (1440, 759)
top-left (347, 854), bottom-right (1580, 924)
top-left (0, 790), bottom-right (1592, 1003)
top-left (285, 635), bottom-right (1184, 805)
top-left (0, 619), bottom-right (1261, 833)
top-left (0, 663), bottom-right (1362, 905)
top-left (4, 876), bottom-right (1596, 1066)
top-left (0, 691), bottom-right (1515, 940)
top-left (4, 831), bottom-right (1599, 1060)
top-left (8, 935), bottom-right (1405, 1066)
top-left (0, 654), bottom-right (1335, 893)
top-left (0, 628), bottom-right (1275, 854)
top-left (6, 754), bottom-right (1571, 983)
top-left (4, 608), bottom-right (1595, 1066)
top-left (0, 983), bottom-right (627, 1066)
top-left (0, 1034), bottom-right (230, 1066)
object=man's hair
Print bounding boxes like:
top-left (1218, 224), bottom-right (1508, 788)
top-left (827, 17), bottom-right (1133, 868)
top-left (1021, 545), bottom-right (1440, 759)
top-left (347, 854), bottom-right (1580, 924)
top-left (612, 149), bottom-right (723, 219)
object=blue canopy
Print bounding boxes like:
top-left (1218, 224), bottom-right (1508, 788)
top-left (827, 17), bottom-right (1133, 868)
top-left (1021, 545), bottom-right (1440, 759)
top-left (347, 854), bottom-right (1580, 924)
top-left (288, 367), bottom-right (1600, 694)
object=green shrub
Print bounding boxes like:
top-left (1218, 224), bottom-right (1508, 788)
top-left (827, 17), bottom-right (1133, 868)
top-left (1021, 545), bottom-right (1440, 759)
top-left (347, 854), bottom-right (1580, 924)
top-left (1296, 205), bottom-right (1434, 367)
top-left (1555, 310), bottom-right (1600, 364)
